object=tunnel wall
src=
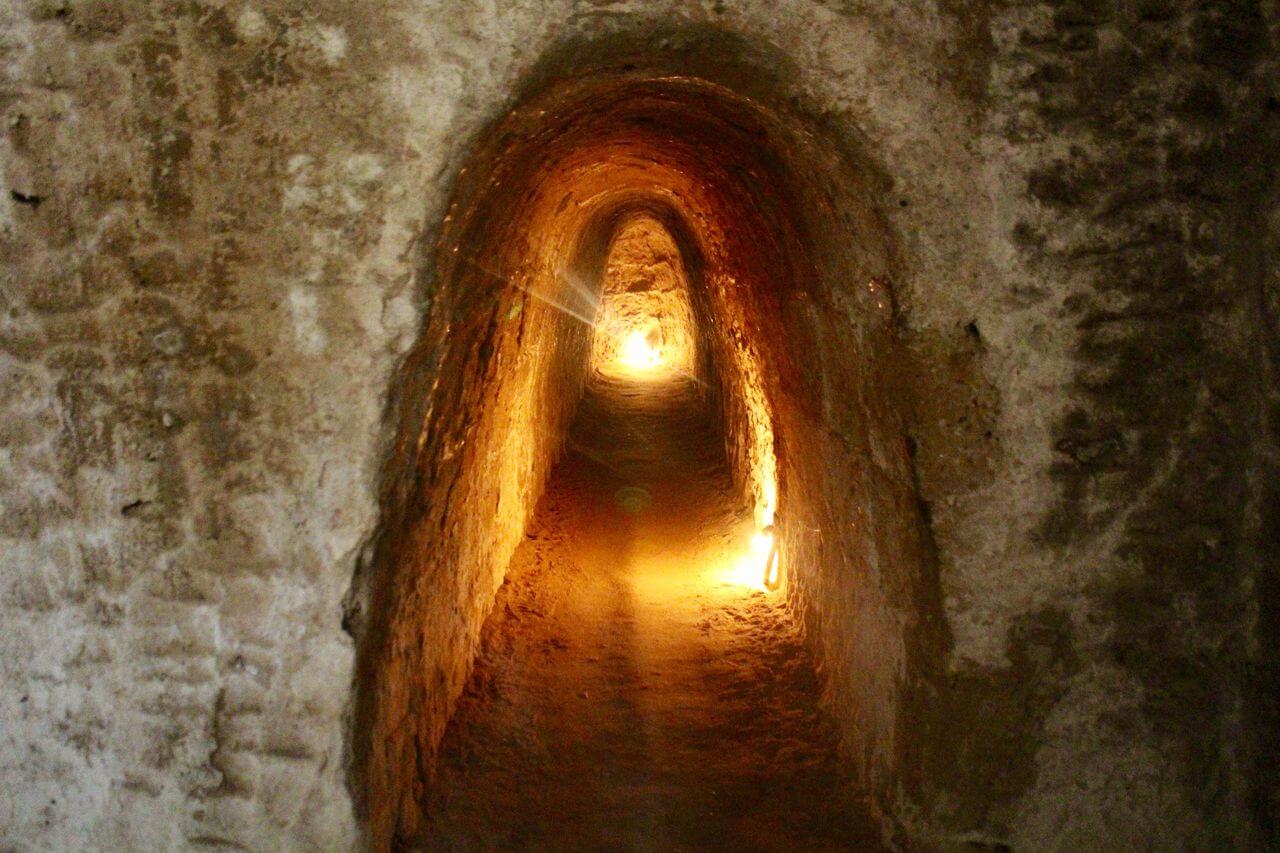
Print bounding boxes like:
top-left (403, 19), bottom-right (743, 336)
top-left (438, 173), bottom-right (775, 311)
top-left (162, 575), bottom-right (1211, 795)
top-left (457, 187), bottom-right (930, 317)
top-left (1, 2), bottom-right (1276, 851)
top-left (345, 148), bottom-right (594, 842)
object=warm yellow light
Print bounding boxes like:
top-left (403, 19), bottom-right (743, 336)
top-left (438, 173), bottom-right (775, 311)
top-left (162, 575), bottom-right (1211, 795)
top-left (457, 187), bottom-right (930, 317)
top-left (761, 529), bottom-right (781, 590)
top-left (723, 554), bottom-right (768, 590)
top-left (722, 528), bottom-right (779, 592)
top-left (618, 330), bottom-right (661, 370)
top-left (751, 531), bottom-right (773, 556)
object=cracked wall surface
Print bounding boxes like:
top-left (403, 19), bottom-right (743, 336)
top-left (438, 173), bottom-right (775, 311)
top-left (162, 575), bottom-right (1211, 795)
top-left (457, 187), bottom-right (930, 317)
top-left (1, 0), bottom-right (1276, 849)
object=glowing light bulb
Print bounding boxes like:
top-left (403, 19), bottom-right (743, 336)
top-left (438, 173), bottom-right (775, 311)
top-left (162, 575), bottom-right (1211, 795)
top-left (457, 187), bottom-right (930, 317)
top-left (618, 330), bottom-right (661, 370)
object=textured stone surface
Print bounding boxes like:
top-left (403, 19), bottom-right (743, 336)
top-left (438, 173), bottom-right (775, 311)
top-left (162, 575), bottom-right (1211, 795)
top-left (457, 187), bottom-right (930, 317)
top-left (0, 0), bottom-right (1275, 849)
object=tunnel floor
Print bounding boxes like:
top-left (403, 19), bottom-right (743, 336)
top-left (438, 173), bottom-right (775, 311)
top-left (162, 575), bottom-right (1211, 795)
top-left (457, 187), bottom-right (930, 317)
top-left (416, 373), bottom-right (879, 850)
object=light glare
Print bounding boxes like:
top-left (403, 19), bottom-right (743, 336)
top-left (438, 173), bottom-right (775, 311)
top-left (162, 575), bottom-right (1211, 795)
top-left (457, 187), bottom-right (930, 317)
top-left (618, 330), bottom-right (662, 370)
top-left (751, 531), bottom-right (773, 555)
top-left (723, 529), bottom-right (779, 592)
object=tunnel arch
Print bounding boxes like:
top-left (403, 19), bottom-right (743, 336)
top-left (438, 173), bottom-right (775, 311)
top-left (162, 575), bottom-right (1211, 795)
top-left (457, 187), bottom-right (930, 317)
top-left (345, 30), bottom-right (945, 848)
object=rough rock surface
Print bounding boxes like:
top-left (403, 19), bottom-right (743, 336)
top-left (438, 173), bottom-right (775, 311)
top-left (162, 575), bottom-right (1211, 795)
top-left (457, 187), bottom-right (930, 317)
top-left (1, 0), bottom-right (1276, 850)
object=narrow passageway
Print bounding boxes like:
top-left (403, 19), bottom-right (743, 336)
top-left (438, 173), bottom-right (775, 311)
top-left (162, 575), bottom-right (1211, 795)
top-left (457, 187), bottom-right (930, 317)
top-left (352, 78), bottom-right (934, 849)
top-left (416, 370), bottom-right (880, 850)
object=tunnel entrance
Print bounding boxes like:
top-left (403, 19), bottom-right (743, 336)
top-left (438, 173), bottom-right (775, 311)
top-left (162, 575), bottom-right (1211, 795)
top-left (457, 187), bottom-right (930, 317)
top-left (347, 35), bottom-right (942, 850)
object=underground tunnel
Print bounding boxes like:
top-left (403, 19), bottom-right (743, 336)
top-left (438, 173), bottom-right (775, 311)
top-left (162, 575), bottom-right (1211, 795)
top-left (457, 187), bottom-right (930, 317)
top-left (5, 3), bottom-right (1277, 850)
top-left (345, 63), bottom-right (940, 849)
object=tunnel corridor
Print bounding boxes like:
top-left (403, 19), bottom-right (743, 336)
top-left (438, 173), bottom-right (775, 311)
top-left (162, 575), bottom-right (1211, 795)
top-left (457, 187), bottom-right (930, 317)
top-left (414, 211), bottom-right (875, 846)
top-left (350, 56), bottom-right (941, 849)
top-left (421, 359), bottom-right (875, 847)
top-left (5, 4), bottom-right (1277, 850)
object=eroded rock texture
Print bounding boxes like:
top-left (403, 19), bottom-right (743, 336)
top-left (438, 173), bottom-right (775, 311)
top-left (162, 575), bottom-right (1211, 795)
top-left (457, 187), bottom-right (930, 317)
top-left (1, 1), bottom-right (1276, 850)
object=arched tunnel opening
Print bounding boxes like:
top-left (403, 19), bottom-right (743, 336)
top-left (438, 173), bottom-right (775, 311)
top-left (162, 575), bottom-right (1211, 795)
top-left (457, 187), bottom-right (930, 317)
top-left (346, 47), bottom-right (944, 849)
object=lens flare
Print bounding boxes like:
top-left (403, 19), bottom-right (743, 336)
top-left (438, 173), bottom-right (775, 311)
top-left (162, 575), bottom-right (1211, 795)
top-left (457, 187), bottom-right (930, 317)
top-left (614, 485), bottom-right (653, 514)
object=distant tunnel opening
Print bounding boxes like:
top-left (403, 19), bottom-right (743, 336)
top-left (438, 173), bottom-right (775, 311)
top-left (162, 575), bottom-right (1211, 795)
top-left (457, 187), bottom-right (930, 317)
top-left (588, 213), bottom-right (700, 383)
top-left (347, 39), bottom-right (942, 849)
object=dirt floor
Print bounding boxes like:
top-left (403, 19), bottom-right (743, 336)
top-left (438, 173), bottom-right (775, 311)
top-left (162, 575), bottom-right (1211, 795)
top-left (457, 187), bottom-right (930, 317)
top-left (415, 373), bottom-right (880, 850)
